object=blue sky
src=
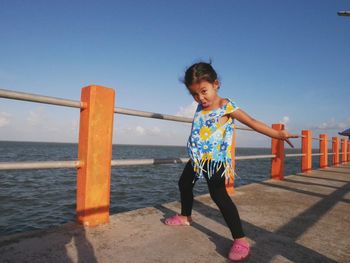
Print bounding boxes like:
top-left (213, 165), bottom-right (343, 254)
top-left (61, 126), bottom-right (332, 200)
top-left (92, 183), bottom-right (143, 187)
top-left (0, 0), bottom-right (349, 147)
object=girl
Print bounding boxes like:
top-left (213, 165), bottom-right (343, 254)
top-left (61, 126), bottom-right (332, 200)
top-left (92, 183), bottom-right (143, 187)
top-left (165, 62), bottom-right (298, 261)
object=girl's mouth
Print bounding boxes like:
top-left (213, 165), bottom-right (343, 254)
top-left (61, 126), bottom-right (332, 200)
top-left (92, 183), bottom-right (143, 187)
top-left (201, 102), bottom-right (209, 108)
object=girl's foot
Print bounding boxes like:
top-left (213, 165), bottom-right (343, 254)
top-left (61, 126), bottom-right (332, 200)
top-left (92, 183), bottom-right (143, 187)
top-left (228, 238), bottom-right (250, 261)
top-left (164, 214), bottom-right (192, 226)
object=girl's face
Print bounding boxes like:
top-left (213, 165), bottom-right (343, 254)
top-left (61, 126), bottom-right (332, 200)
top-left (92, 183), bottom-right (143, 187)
top-left (188, 80), bottom-right (219, 109)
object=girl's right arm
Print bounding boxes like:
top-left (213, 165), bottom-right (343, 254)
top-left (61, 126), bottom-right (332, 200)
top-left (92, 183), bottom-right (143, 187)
top-left (231, 109), bottom-right (299, 146)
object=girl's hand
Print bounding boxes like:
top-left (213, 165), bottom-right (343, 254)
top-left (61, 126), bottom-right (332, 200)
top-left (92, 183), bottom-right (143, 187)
top-left (278, 130), bottom-right (299, 148)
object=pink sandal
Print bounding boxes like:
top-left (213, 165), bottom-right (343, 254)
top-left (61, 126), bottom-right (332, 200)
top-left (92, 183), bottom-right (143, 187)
top-left (164, 214), bottom-right (191, 226)
top-left (228, 239), bottom-right (250, 261)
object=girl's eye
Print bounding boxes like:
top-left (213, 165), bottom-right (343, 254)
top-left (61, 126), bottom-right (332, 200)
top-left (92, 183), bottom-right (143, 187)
top-left (202, 90), bottom-right (207, 94)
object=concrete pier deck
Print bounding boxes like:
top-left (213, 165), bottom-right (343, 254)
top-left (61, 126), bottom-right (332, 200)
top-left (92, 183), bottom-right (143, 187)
top-left (1, 164), bottom-right (349, 263)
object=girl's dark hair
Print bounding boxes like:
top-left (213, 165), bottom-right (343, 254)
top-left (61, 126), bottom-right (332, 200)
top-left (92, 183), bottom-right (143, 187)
top-left (183, 62), bottom-right (219, 88)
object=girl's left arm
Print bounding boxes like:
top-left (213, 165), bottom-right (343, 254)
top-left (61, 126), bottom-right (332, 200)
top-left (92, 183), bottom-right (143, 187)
top-left (231, 109), bottom-right (299, 146)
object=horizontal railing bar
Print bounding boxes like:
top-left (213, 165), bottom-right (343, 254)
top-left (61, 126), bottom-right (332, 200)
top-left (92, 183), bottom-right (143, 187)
top-left (115, 107), bottom-right (192, 123)
top-left (313, 138), bottom-right (332, 142)
top-left (0, 89), bottom-right (253, 131)
top-left (0, 89), bottom-right (83, 108)
top-left (5, 89), bottom-right (329, 134)
top-left (311, 153), bottom-right (323, 156)
top-left (0, 160), bottom-right (81, 170)
top-left (0, 154), bottom-right (280, 171)
top-left (285, 153), bottom-right (305, 157)
top-left (304, 137), bottom-right (333, 142)
top-left (301, 137), bottom-right (338, 143)
top-left (312, 137), bottom-right (322, 141)
top-left (112, 155), bottom-right (277, 167)
top-left (1, 149), bottom-right (347, 171)
top-left (114, 107), bottom-right (254, 131)
top-left (235, 154), bottom-right (276, 160)
top-left (111, 158), bottom-right (189, 166)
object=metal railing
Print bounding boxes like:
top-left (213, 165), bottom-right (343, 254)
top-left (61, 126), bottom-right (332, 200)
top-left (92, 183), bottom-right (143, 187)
top-left (0, 88), bottom-right (83, 108)
top-left (1, 88), bottom-right (349, 171)
top-left (285, 153), bottom-right (305, 157)
top-left (0, 88), bottom-right (269, 172)
top-left (0, 161), bottom-right (81, 170)
top-left (0, 155), bottom-right (280, 171)
top-left (0, 89), bottom-right (253, 131)
top-left (0, 151), bottom-right (348, 171)
top-left (1, 87), bottom-right (349, 226)
top-left (1, 88), bottom-right (349, 172)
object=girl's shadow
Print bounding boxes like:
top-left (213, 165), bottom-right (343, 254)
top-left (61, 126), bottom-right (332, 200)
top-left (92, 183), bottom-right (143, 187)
top-left (156, 204), bottom-right (232, 259)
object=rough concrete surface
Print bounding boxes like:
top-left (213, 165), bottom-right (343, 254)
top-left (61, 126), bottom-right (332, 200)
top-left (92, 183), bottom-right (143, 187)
top-left (0, 164), bottom-right (349, 263)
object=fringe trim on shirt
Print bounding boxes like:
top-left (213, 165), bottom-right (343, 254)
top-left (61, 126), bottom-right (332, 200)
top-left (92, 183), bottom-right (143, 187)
top-left (191, 158), bottom-right (237, 183)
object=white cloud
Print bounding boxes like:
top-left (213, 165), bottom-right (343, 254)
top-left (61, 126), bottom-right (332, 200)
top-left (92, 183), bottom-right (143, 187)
top-left (27, 107), bottom-right (46, 126)
top-left (0, 112), bottom-right (11, 127)
top-left (279, 116), bottom-right (290, 125)
top-left (135, 126), bottom-right (145, 135)
top-left (315, 117), bottom-right (350, 131)
top-left (176, 101), bottom-right (197, 118)
top-left (120, 125), bottom-right (161, 137)
top-left (149, 126), bottom-right (161, 135)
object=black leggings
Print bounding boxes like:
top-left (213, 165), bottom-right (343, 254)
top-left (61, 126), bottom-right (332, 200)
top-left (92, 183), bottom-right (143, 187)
top-left (178, 161), bottom-right (245, 239)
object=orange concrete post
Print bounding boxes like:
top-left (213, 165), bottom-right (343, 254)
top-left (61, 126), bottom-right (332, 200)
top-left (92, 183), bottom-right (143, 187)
top-left (319, 134), bottom-right (328, 168)
top-left (77, 85), bottom-right (115, 226)
top-left (301, 130), bottom-right (312, 172)
top-left (341, 139), bottom-right (347, 164)
top-left (271, 124), bottom-right (284, 180)
top-left (332, 137), bottom-right (339, 166)
top-left (348, 140), bottom-right (350, 163)
top-left (226, 126), bottom-right (236, 195)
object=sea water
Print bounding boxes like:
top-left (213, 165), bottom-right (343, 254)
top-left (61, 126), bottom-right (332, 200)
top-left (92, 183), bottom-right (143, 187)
top-left (0, 141), bottom-right (325, 235)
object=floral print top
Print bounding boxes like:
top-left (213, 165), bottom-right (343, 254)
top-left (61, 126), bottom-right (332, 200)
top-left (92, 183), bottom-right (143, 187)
top-left (187, 98), bottom-right (239, 180)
